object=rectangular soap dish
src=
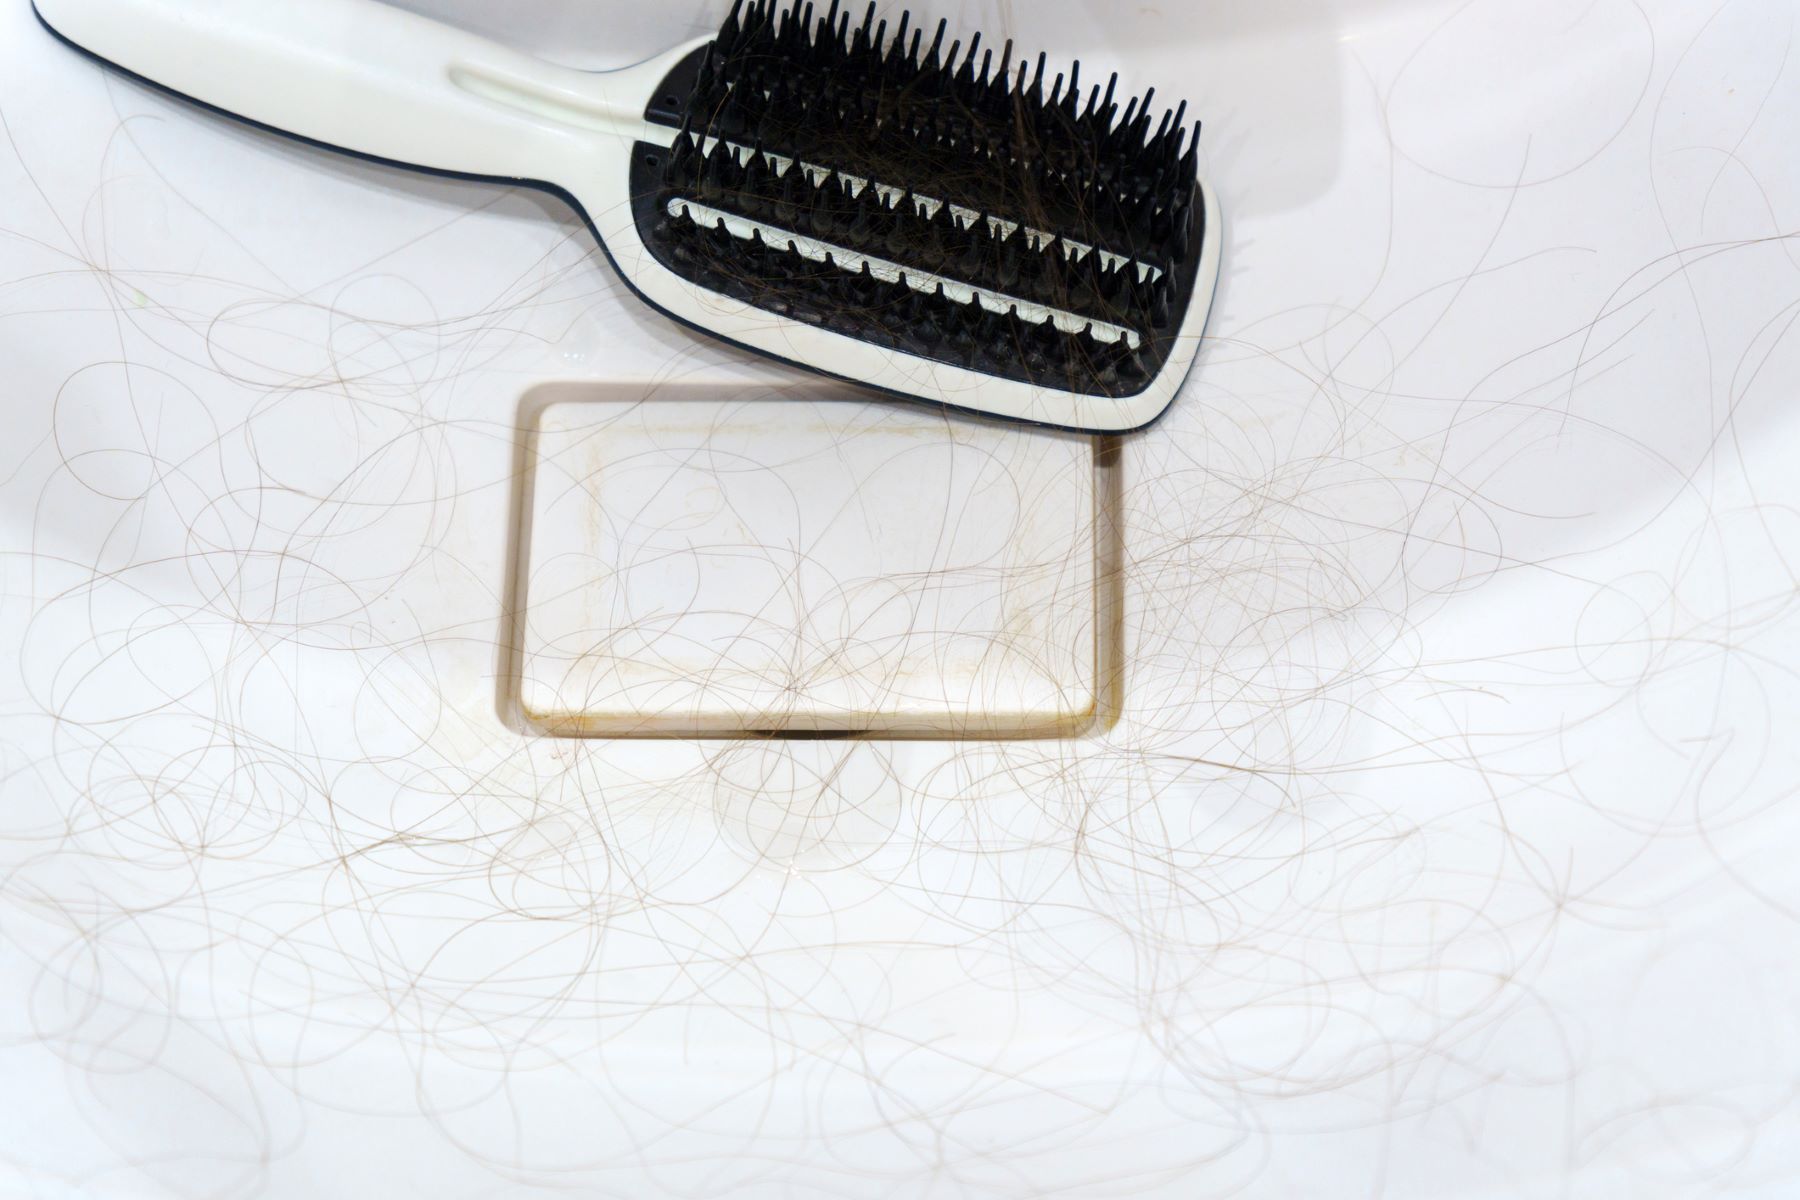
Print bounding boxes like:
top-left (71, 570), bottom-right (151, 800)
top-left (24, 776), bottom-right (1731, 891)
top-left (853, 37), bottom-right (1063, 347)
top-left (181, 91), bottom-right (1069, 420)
top-left (501, 381), bottom-right (1119, 738)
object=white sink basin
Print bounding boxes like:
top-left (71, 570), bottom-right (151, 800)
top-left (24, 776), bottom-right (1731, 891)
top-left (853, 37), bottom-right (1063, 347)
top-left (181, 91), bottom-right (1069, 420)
top-left (3, 1), bottom-right (1798, 1196)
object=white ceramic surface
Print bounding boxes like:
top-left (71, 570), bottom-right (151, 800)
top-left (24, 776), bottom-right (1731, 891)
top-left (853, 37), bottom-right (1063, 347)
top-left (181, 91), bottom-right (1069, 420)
top-left (3, 1), bottom-right (1799, 1197)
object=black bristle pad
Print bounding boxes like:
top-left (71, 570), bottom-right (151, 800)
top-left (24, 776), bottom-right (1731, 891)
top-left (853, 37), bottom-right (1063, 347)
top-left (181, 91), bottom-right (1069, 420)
top-left (627, 1), bottom-right (1208, 399)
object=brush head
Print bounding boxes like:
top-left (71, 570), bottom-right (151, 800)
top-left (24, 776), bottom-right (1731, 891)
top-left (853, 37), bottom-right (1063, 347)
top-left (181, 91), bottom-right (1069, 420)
top-left (627, 0), bottom-right (1218, 432)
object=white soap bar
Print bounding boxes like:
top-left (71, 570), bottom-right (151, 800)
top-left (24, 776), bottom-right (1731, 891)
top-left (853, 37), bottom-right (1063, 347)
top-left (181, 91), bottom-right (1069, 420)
top-left (512, 384), bottom-right (1102, 736)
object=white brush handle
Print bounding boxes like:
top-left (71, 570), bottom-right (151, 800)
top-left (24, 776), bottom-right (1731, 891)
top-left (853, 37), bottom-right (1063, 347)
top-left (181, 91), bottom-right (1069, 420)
top-left (34, 0), bottom-right (676, 182)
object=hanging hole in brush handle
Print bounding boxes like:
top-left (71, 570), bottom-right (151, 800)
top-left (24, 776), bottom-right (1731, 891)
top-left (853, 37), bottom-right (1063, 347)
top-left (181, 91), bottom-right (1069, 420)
top-left (32, 0), bottom-right (689, 184)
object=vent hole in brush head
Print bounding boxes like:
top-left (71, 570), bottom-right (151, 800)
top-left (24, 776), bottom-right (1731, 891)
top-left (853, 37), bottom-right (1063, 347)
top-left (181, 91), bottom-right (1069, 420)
top-left (632, 0), bottom-right (1206, 399)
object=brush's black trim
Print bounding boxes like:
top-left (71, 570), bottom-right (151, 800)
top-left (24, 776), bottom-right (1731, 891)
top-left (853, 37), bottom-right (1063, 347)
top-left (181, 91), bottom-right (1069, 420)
top-left (31, 1), bottom-right (1204, 435)
top-left (642, 43), bottom-right (710, 128)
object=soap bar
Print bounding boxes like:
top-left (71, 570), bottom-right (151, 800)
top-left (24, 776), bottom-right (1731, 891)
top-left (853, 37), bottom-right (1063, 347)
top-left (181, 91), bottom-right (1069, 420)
top-left (512, 384), bottom-right (1104, 737)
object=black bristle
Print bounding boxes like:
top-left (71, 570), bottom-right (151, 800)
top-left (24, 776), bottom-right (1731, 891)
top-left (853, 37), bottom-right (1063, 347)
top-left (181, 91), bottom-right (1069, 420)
top-left (924, 19), bottom-right (947, 72)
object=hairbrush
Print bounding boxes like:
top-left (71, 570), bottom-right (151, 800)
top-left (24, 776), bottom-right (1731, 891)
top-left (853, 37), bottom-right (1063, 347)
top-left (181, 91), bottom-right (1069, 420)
top-left (35, 0), bottom-right (1220, 432)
